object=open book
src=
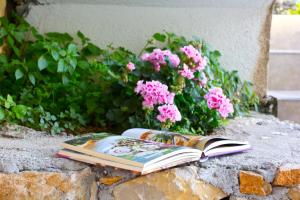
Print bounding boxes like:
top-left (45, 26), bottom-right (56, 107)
top-left (58, 128), bottom-right (251, 174)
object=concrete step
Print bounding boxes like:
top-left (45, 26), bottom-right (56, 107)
top-left (270, 15), bottom-right (300, 50)
top-left (268, 51), bottom-right (300, 90)
top-left (267, 90), bottom-right (300, 123)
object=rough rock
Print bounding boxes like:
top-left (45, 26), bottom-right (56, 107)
top-left (0, 168), bottom-right (97, 200)
top-left (239, 170), bottom-right (272, 196)
top-left (112, 166), bottom-right (227, 200)
top-left (0, 124), bottom-right (87, 173)
top-left (288, 186), bottom-right (300, 200)
top-left (196, 113), bottom-right (300, 200)
top-left (273, 164), bottom-right (300, 186)
top-left (0, 113), bottom-right (300, 200)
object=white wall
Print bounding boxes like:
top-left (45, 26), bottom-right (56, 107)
top-left (26, 0), bottom-right (274, 96)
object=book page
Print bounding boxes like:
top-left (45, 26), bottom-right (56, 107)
top-left (64, 133), bottom-right (189, 165)
top-left (204, 144), bottom-right (251, 157)
top-left (122, 128), bottom-right (190, 146)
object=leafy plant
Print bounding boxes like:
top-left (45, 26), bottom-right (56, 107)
top-left (0, 94), bottom-right (29, 123)
top-left (289, 2), bottom-right (300, 14)
top-left (0, 15), bottom-right (259, 135)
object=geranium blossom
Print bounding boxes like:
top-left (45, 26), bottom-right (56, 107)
top-left (178, 64), bottom-right (194, 79)
top-left (135, 80), bottom-right (175, 109)
top-left (204, 87), bottom-right (234, 118)
top-left (218, 98), bottom-right (234, 118)
top-left (126, 62), bottom-right (135, 71)
top-left (141, 49), bottom-right (180, 71)
top-left (157, 104), bottom-right (182, 123)
top-left (193, 56), bottom-right (207, 72)
top-left (180, 45), bottom-right (207, 71)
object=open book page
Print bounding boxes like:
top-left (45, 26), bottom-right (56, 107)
top-left (122, 128), bottom-right (251, 158)
top-left (62, 133), bottom-right (199, 167)
top-left (188, 137), bottom-right (251, 158)
top-left (122, 128), bottom-right (191, 146)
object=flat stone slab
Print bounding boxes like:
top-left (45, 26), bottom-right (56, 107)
top-left (196, 113), bottom-right (300, 199)
top-left (0, 112), bottom-right (299, 199)
top-left (0, 125), bottom-right (87, 173)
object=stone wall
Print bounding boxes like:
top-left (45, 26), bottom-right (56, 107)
top-left (23, 0), bottom-right (275, 97)
top-left (0, 113), bottom-right (300, 200)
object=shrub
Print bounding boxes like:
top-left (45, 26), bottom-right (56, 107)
top-left (0, 15), bottom-right (259, 135)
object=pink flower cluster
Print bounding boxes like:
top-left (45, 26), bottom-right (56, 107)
top-left (204, 87), bottom-right (234, 118)
top-left (135, 80), bottom-right (175, 109)
top-left (126, 62), bottom-right (135, 71)
top-left (135, 80), bottom-right (182, 123)
top-left (157, 104), bottom-right (182, 123)
top-left (141, 49), bottom-right (180, 71)
top-left (178, 64), bottom-right (194, 79)
top-left (180, 45), bottom-right (207, 72)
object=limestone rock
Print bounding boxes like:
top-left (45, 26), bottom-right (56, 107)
top-left (0, 168), bottom-right (97, 200)
top-left (288, 186), bottom-right (300, 200)
top-left (100, 176), bottom-right (123, 186)
top-left (273, 164), bottom-right (300, 186)
top-left (239, 170), bottom-right (272, 196)
top-left (1, 113), bottom-right (300, 200)
top-left (112, 166), bottom-right (227, 200)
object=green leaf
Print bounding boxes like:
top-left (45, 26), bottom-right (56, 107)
top-left (69, 58), bottom-right (77, 69)
top-left (153, 33), bottom-right (166, 42)
top-left (78, 60), bottom-right (89, 69)
top-left (0, 54), bottom-right (8, 64)
top-left (67, 43), bottom-right (77, 54)
top-left (59, 50), bottom-right (66, 57)
top-left (57, 59), bottom-right (66, 72)
top-left (38, 55), bottom-right (48, 71)
top-left (7, 35), bottom-right (14, 46)
top-left (28, 73), bottom-right (35, 85)
top-left (83, 43), bottom-right (101, 56)
top-left (77, 31), bottom-right (90, 45)
top-left (12, 46), bottom-right (20, 57)
top-left (62, 75), bottom-right (69, 85)
top-left (15, 69), bottom-right (24, 80)
top-left (0, 28), bottom-right (7, 38)
top-left (12, 31), bottom-right (24, 43)
top-left (5, 95), bottom-right (15, 109)
top-left (12, 105), bottom-right (28, 119)
top-left (145, 47), bottom-right (156, 52)
top-left (0, 108), bottom-right (5, 121)
top-left (46, 32), bottom-right (73, 43)
top-left (51, 50), bottom-right (60, 61)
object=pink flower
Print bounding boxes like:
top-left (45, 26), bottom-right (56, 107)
top-left (178, 64), bottom-right (194, 79)
top-left (141, 49), bottom-right (180, 71)
top-left (126, 62), bottom-right (135, 71)
top-left (204, 87), bottom-right (234, 118)
top-left (141, 53), bottom-right (150, 61)
top-left (204, 87), bottom-right (224, 109)
top-left (157, 104), bottom-right (182, 123)
top-left (218, 98), bottom-right (234, 118)
top-left (134, 80), bottom-right (144, 93)
top-left (135, 80), bottom-right (175, 109)
top-left (193, 56), bottom-right (207, 72)
top-left (164, 50), bottom-right (180, 67)
top-left (180, 45), bottom-right (207, 71)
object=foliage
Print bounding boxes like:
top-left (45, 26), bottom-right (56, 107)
top-left (0, 15), bottom-right (259, 135)
top-left (289, 2), bottom-right (300, 14)
top-left (273, 0), bottom-right (296, 14)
